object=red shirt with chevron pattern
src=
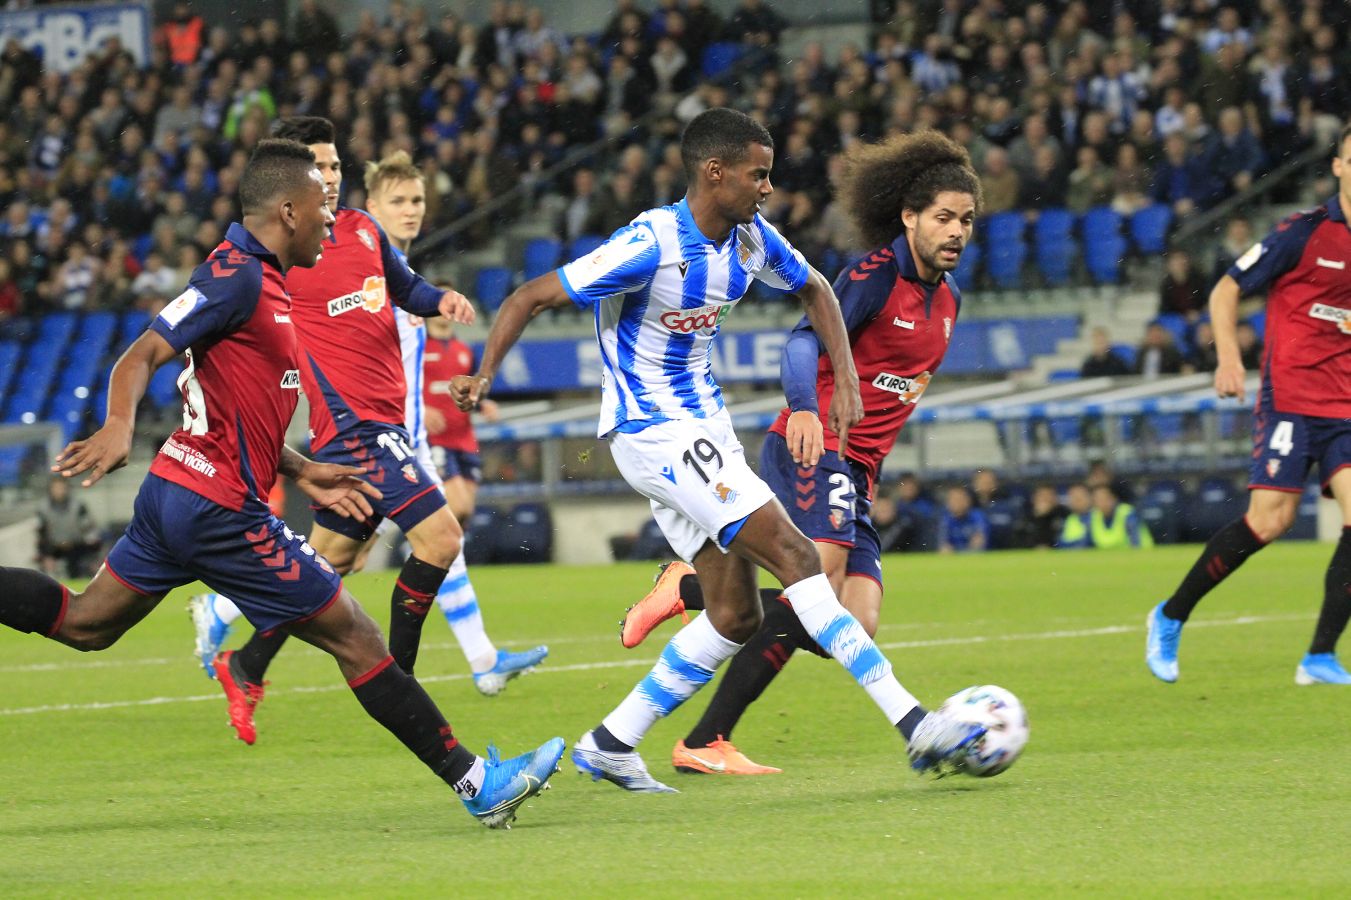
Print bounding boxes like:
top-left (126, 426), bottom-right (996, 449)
top-left (769, 236), bottom-right (961, 495)
top-left (147, 223), bottom-right (302, 511)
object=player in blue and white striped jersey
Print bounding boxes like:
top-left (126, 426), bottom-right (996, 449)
top-left (452, 109), bottom-right (985, 790)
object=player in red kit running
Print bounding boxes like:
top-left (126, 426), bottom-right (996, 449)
top-left (618, 132), bottom-right (982, 773)
top-left (0, 140), bottom-right (564, 828)
top-left (204, 117), bottom-right (483, 745)
top-left (1147, 124), bottom-right (1351, 686)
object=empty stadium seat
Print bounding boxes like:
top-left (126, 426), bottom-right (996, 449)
top-left (119, 309), bottom-right (151, 347)
top-left (522, 237), bottom-right (562, 281)
top-left (983, 211), bottom-right (1026, 245)
top-left (1081, 206), bottom-right (1124, 240)
top-left (463, 506), bottom-right (501, 566)
top-left (1033, 209), bottom-right (1077, 286)
top-left (986, 241), bottom-right (1027, 289)
top-left (1130, 204), bottom-right (1173, 255)
top-left (700, 42), bottom-right (745, 79)
top-left (495, 502), bottom-right (553, 564)
top-left (1288, 481), bottom-right (1321, 540)
top-left (1183, 476), bottom-right (1243, 542)
top-left (953, 240), bottom-right (980, 292)
top-left (1084, 235), bottom-right (1128, 283)
top-left (0, 341), bottom-right (21, 398)
top-left (145, 363), bottom-right (183, 408)
top-left (474, 266), bottom-right (514, 313)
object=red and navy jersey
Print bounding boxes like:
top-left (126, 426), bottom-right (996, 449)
top-left (147, 223), bottom-right (300, 512)
top-left (423, 334), bottom-right (480, 453)
top-left (1230, 195), bottom-right (1351, 418)
top-left (770, 236), bottom-right (960, 492)
top-left (286, 208), bottom-right (444, 450)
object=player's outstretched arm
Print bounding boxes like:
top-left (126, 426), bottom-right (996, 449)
top-left (1209, 274), bottom-right (1245, 401)
top-left (450, 271), bottom-right (573, 410)
top-left (793, 267), bottom-right (862, 454)
top-left (278, 446), bottom-right (383, 521)
top-left (53, 329), bottom-right (179, 487)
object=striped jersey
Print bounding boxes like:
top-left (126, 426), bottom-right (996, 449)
top-left (557, 198), bottom-right (810, 437)
top-left (389, 246), bottom-right (431, 451)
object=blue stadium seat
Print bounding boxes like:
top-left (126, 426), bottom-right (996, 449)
top-left (496, 502), bottom-right (553, 564)
top-left (629, 518), bottom-right (675, 560)
top-left (146, 362), bottom-right (183, 408)
top-left (1289, 480), bottom-right (1320, 540)
top-left (1130, 204), bottom-right (1173, 255)
top-left (953, 240), bottom-right (980, 292)
top-left (522, 237), bottom-right (562, 281)
top-left (700, 42), bottom-right (745, 79)
top-left (0, 446), bottom-right (27, 487)
top-left (1153, 313), bottom-right (1190, 351)
top-left (1033, 209), bottom-right (1077, 285)
top-left (1081, 206), bottom-right (1123, 240)
top-left (46, 391), bottom-right (91, 443)
top-left (1112, 343), bottom-right (1137, 369)
top-left (1247, 309), bottom-right (1266, 341)
top-left (119, 309), bottom-right (151, 348)
top-left (1047, 416), bottom-right (1081, 444)
top-left (986, 241), bottom-right (1027, 289)
top-left (569, 234), bottom-right (606, 260)
top-left (1183, 476), bottom-right (1243, 542)
top-left (464, 506), bottom-right (501, 566)
top-left (983, 211), bottom-right (1026, 245)
top-left (0, 341), bottom-right (21, 398)
top-left (1084, 235), bottom-right (1128, 283)
top-left (75, 311), bottom-right (117, 355)
top-left (474, 266), bottom-right (514, 313)
top-left (36, 311), bottom-right (77, 351)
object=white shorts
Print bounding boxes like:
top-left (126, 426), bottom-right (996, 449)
top-left (609, 409), bottom-right (775, 562)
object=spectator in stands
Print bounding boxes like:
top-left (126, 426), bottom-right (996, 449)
top-left (1211, 216), bottom-right (1253, 284)
top-left (52, 241), bottom-right (99, 311)
top-left (978, 146), bottom-right (1020, 215)
top-left (1236, 321), bottom-right (1262, 369)
top-left (0, 258), bottom-right (20, 320)
top-left (1088, 484), bottom-right (1153, 548)
top-left (1247, 37), bottom-right (1303, 165)
top-left (1135, 322), bottom-right (1186, 379)
top-left (292, 0), bottom-right (342, 56)
top-left (1298, 50), bottom-right (1348, 153)
top-left (939, 486), bottom-right (990, 554)
top-left (1058, 483), bottom-right (1093, 549)
top-left (1016, 484), bottom-right (1069, 549)
top-left (1109, 143), bottom-right (1151, 215)
top-left (881, 474), bottom-right (939, 553)
top-left (1018, 145), bottom-right (1069, 211)
top-left (1081, 326), bottom-right (1131, 377)
top-left (155, 2), bottom-right (206, 66)
top-left (1066, 145), bottom-right (1113, 213)
top-left (37, 477), bottom-right (102, 579)
top-left (1187, 320), bottom-right (1219, 372)
top-left (1210, 106), bottom-right (1265, 193)
top-left (1153, 132), bottom-right (1217, 216)
top-left (1007, 112), bottom-right (1062, 181)
top-left (1159, 249), bottom-right (1207, 320)
top-left (131, 251), bottom-right (178, 301)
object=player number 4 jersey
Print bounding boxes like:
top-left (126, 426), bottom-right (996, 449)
top-left (558, 199), bottom-right (809, 437)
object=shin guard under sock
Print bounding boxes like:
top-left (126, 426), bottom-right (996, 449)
top-left (389, 556), bottom-right (449, 678)
top-left (349, 656), bottom-right (477, 788)
top-left (235, 628), bottom-right (289, 684)
top-left (1311, 527), bottom-right (1351, 656)
top-left (1162, 518), bottom-right (1266, 622)
top-left (0, 566), bottom-right (68, 636)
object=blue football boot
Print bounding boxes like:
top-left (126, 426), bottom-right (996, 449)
top-left (189, 593), bottom-right (232, 679)
top-left (1146, 601), bottom-right (1182, 683)
top-left (462, 737), bottom-right (566, 829)
top-left (1295, 653), bottom-right (1351, 685)
top-left (473, 646), bottom-right (549, 696)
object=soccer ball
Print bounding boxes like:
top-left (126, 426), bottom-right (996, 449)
top-left (938, 684), bottom-right (1029, 777)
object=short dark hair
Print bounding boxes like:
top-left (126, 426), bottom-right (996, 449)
top-left (836, 130), bottom-right (982, 248)
top-left (1338, 121), bottom-right (1351, 156)
top-left (271, 115), bottom-right (336, 146)
top-left (239, 139), bottom-right (318, 215)
top-left (680, 108), bottom-right (773, 179)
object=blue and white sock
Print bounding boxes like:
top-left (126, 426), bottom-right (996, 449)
top-left (783, 573), bottom-right (919, 725)
top-left (436, 549), bottom-right (497, 673)
top-left (212, 593), bottom-right (242, 627)
top-left (601, 613), bottom-right (740, 748)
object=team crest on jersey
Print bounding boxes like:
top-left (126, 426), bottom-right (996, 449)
top-left (1267, 459), bottom-right (1281, 478)
top-left (873, 370), bottom-right (932, 405)
top-left (401, 463), bottom-right (419, 483)
top-left (327, 275), bottom-right (388, 316)
top-left (279, 369), bottom-right (301, 389)
top-left (356, 228), bottom-right (376, 252)
top-left (713, 481), bottom-right (737, 504)
top-left (738, 243), bottom-right (753, 268)
top-left (943, 317), bottom-right (952, 340)
top-left (829, 509), bottom-right (847, 530)
top-left (1309, 303), bottom-right (1351, 333)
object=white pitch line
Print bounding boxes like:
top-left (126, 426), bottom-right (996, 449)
top-left (0, 613), bottom-right (1307, 718)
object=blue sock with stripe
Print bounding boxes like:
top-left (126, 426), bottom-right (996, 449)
top-left (782, 573), bottom-right (919, 726)
top-left (436, 550), bottom-right (497, 673)
top-left (600, 613), bottom-right (741, 748)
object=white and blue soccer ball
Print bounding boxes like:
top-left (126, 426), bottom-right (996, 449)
top-left (939, 684), bottom-right (1029, 777)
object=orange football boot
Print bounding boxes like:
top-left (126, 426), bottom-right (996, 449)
top-left (212, 650), bottom-right (266, 745)
top-left (672, 737), bottom-right (782, 775)
top-left (620, 561), bottom-right (694, 649)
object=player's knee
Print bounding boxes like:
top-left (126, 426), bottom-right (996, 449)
top-left (1245, 508), bottom-right (1294, 542)
top-left (58, 622), bottom-right (121, 652)
top-left (710, 601), bottom-right (762, 643)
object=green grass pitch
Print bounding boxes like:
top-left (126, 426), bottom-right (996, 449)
top-left (2, 543), bottom-right (1348, 897)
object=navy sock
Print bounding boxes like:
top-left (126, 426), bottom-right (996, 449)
top-left (591, 723), bottom-right (633, 753)
top-left (389, 556), bottom-right (448, 678)
top-left (1162, 518), bottom-right (1266, 622)
top-left (236, 628), bottom-right (289, 684)
top-left (896, 706), bottom-right (927, 740)
top-left (0, 567), bottom-right (68, 636)
top-left (349, 656), bottom-right (477, 787)
top-left (1310, 527), bottom-right (1351, 656)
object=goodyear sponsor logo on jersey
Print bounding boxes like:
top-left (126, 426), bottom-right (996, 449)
top-left (280, 369), bottom-right (301, 389)
top-left (660, 303), bottom-right (732, 333)
top-left (1310, 303), bottom-right (1351, 334)
top-left (327, 275), bottom-right (388, 316)
top-left (872, 370), bottom-right (932, 405)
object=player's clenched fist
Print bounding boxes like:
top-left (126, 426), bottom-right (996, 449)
top-left (438, 289), bottom-right (476, 325)
top-left (450, 374), bottom-right (490, 411)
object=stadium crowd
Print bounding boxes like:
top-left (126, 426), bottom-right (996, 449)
top-left (1, 0), bottom-right (1348, 330)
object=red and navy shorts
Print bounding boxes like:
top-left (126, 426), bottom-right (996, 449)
top-left (104, 474), bottom-right (342, 633)
top-left (1250, 380), bottom-right (1351, 497)
top-left (759, 431), bottom-right (883, 588)
top-left (430, 445), bottom-right (483, 484)
top-left (311, 421), bottom-right (446, 540)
